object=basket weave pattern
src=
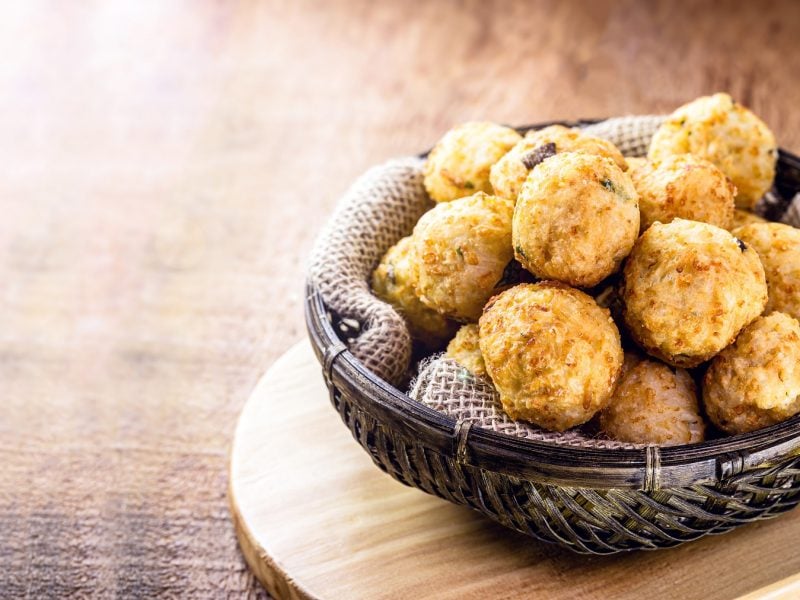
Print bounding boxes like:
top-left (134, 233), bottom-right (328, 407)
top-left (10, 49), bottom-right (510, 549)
top-left (307, 285), bottom-right (800, 553)
top-left (340, 395), bottom-right (800, 553)
top-left (306, 120), bottom-right (800, 553)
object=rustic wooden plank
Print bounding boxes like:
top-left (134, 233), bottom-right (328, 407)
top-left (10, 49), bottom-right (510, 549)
top-left (231, 341), bottom-right (800, 600)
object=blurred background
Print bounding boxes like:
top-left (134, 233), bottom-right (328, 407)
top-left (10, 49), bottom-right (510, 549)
top-left (2, 0), bottom-right (799, 596)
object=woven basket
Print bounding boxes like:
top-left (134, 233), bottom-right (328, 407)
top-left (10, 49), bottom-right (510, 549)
top-left (305, 122), bottom-right (800, 554)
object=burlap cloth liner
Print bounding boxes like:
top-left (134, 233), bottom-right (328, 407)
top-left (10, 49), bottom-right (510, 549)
top-left (308, 115), bottom-right (800, 449)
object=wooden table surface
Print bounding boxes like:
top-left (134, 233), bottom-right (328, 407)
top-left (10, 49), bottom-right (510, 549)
top-left (230, 342), bottom-right (800, 600)
top-left (2, 1), bottom-right (799, 597)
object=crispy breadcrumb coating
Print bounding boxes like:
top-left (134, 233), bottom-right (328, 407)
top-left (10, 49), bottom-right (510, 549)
top-left (703, 312), bottom-right (800, 434)
top-left (621, 219), bottom-right (767, 367)
top-left (628, 153), bottom-right (734, 232)
top-left (412, 192), bottom-right (514, 322)
top-left (490, 125), bottom-right (626, 202)
top-left (424, 122), bottom-right (521, 202)
top-left (600, 358), bottom-right (705, 445)
top-left (371, 236), bottom-right (456, 347)
top-left (445, 324), bottom-right (486, 377)
top-left (648, 93), bottom-right (777, 208)
top-left (732, 222), bottom-right (800, 321)
top-left (479, 282), bottom-right (623, 431)
top-left (729, 208), bottom-right (767, 231)
top-left (513, 152), bottom-right (639, 287)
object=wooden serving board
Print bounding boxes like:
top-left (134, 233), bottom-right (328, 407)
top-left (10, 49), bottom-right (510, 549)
top-left (229, 341), bottom-right (800, 600)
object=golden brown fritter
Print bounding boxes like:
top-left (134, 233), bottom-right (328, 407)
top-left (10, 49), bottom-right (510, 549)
top-left (423, 122), bottom-right (521, 202)
top-left (729, 208), bottom-right (767, 231)
top-left (490, 125), bottom-right (627, 202)
top-left (600, 358), bottom-right (705, 445)
top-left (629, 153), bottom-right (735, 232)
top-left (513, 152), bottom-right (639, 287)
top-left (621, 219), bottom-right (767, 367)
top-left (412, 192), bottom-right (514, 322)
top-left (703, 312), bottom-right (800, 434)
top-left (445, 323), bottom-right (486, 378)
top-left (648, 93), bottom-right (777, 209)
top-left (625, 156), bottom-right (648, 171)
top-left (732, 222), bottom-right (800, 321)
top-left (371, 236), bottom-right (457, 347)
top-left (479, 282), bottom-right (624, 431)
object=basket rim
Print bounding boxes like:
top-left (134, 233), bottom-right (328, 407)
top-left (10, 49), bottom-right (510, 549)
top-left (305, 120), bottom-right (800, 490)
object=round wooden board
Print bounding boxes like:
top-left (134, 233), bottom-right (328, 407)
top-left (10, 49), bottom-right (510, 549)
top-left (229, 341), bottom-right (800, 600)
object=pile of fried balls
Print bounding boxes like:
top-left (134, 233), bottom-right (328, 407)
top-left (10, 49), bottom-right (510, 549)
top-left (371, 93), bottom-right (800, 446)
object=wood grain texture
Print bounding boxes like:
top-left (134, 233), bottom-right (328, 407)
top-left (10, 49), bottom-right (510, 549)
top-left (1, 0), bottom-right (799, 596)
top-left (232, 341), bottom-right (800, 600)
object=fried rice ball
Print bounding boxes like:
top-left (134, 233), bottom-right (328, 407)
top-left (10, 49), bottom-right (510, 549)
top-left (733, 222), bottom-right (800, 320)
top-left (412, 192), bottom-right (514, 322)
top-left (625, 156), bottom-right (648, 171)
top-left (628, 153), bottom-right (735, 232)
top-left (703, 312), bottom-right (800, 434)
top-left (479, 282), bottom-right (624, 431)
top-left (513, 152), bottom-right (639, 287)
top-left (729, 208), bottom-right (767, 231)
top-left (648, 93), bottom-right (777, 209)
top-left (600, 358), bottom-right (705, 445)
top-left (371, 236), bottom-right (456, 347)
top-left (423, 122), bottom-right (522, 202)
top-left (445, 324), bottom-right (486, 378)
top-left (490, 125), bottom-right (627, 202)
top-left (621, 219), bottom-right (768, 368)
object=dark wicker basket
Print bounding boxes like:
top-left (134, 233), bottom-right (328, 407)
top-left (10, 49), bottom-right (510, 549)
top-left (305, 121), bottom-right (800, 554)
